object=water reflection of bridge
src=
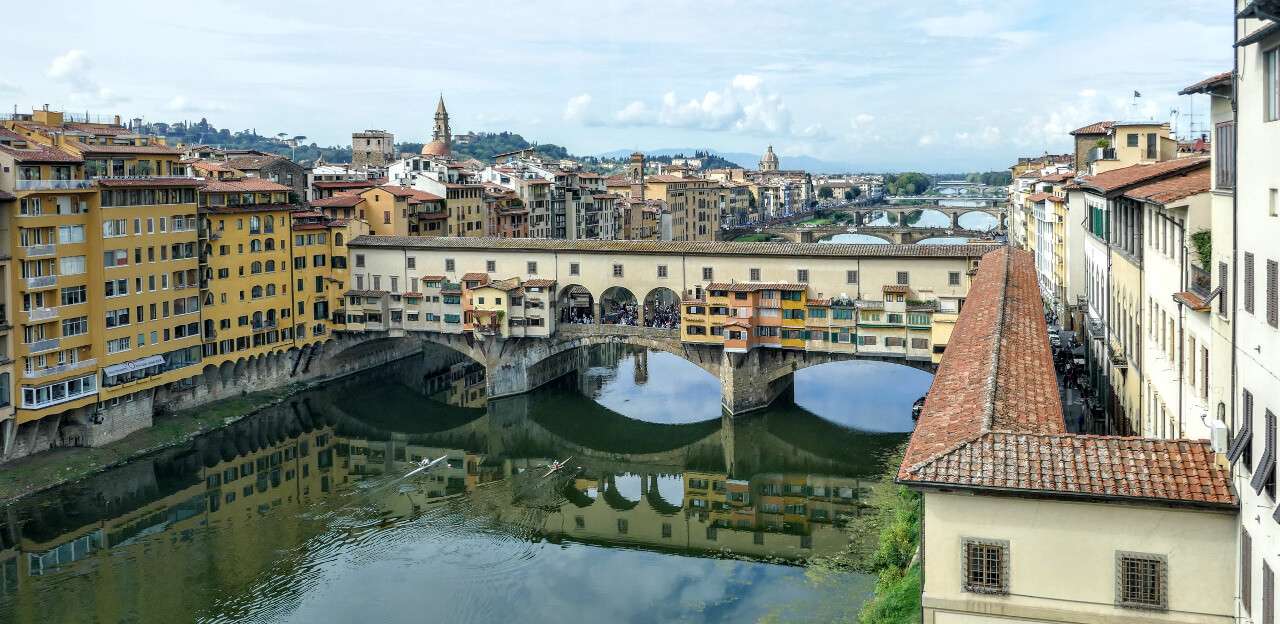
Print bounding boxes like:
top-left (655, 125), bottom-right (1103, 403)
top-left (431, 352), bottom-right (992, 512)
top-left (0, 352), bottom-right (905, 602)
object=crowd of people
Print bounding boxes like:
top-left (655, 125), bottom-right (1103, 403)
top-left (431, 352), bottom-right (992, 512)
top-left (557, 301), bottom-right (682, 328)
top-left (560, 307), bottom-right (595, 324)
top-left (602, 303), bottom-right (640, 326)
top-left (644, 303), bottom-right (680, 329)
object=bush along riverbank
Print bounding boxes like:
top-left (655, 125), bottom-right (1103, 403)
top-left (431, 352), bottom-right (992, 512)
top-left (0, 384), bottom-right (304, 504)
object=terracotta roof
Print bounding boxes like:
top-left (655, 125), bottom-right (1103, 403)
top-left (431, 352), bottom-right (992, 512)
top-left (1067, 157), bottom-right (1209, 195)
top-left (64, 122), bottom-right (133, 136)
top-left (882, 284), bottom-right (909, 294)
top-left (292, 210), bottom-right (326, 218)
top-left (1037, 172), bottom-right (1075, 183)
top-left (225, 154), bottom-right (290, 170)
top-left (345, 289), bottom-right (388, 297)
top-left (461, 272), bottom-right (490, 283)
top-left (1121, 167), bottom-right (1210, 205)
top-left (1069, 120), bottom-right (1115, 135)
top-left (191, 160), bottom-right (235, 173)
top-left (0, 144), bottom-right (82, 163)
top-left (1025, 191), bottom-right (1056, 202)
top-left (292, 222), bottom-right (330, 231)
top-left (420, 275), bottom-right (446, 281)
top-left (97, 177), bottom-right (202, 188)
top-left (311, 194), bottom-right (363, 208)
top-left (1173, 291), bottom-right (1211, 312)
top-left (723, 318), bottom-right (751, 328)
top-left (0, 127), bottom-right (29, 142)
top-left (706, 282), bottom-right (806, 292)
top-left (71, 141), bottom-right (180, 156)
top-left (203, 178), bottom-right (291, 193)
top-left (313, 180), bottom-right (375, 190)
top-left (1179, 70), bottom-right (1233, 95)
top-left (347, 236), bottom-right (998, 259)
top-left (524, 279), bottom-right (556, 288)
top-left (898, 247), bottom-right (1235, 508)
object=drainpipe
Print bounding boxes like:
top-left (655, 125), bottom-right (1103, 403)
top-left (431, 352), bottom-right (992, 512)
top-left (1176, 213), bottom-right (1185, 439)
top-left (1231, 10), bottom-right (1240, 456)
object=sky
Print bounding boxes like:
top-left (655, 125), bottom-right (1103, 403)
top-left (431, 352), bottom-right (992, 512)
top-left (0, 0), bottom-right (1231, 172)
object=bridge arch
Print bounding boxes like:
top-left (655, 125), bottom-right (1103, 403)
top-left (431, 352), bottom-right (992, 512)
top-left (558, 283), bottom-right (594, 324)
top-left (600, 286), bottom-right (638, 325)
top-left (643, 287), bottom-right (681, 329)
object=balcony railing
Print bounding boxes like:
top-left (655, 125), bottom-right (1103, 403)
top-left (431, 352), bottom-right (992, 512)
top-left (25, 275), bottom-right (56, 289)
top-left (26, 338), bottom-right (59, 354)
top-left (15, 179), bottom-right (93, 191)
top-left (1087, 147), bottom-right (1117, 163)
top-left (24, 358), bottom-right (97, 380)
top-left (25, 307), bottom-right (58, 322)
top-left (22, 244), bottom-right (56, 258)
top-left (251, 320), bottom-right (278, 331)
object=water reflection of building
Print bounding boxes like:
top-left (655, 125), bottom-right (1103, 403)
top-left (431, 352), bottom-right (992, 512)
top-left (424, 361), bottom-right (487, 408)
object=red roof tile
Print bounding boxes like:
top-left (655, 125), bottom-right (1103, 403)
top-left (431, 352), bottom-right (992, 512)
top-left (1068, 157), bottom-right (1209, 195)
top-left (898, 247), bottom-right (1235, 508)
top-left (203, 178), bottom-right (291, 193)
top-left (313, 180), bottom-right (376, 190)
top-left (0, 144), bottom-right (82, 163)
top-left (1179, 70), bottom-right (1233, 95)
top-left (1121, 167), bottom-right (1210, 205)
top-left (311, 194), bottom-right (363, 208)
top-left (461, 272), bottom-right (490, 283)
top-left (1069, 120), bottom-right (1115, 135)
top-left (523, 278), bottom-right (556, 288)
top-left (1025, 191), bottom-right (1056, 203)
top-left (70, 140), bottom-right (180, 156)
top-left (706, 282), bottom-right (806, 292)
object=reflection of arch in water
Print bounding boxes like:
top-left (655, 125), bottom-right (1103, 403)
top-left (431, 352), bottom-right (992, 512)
top-left (558, 284), bottom-right (594, 323)
top-left (643, 287), bottom-right (681, 328)
top-left (600, 475), bottom-right (640, 511)
top-left (600, 286), bottom-right (637, 325)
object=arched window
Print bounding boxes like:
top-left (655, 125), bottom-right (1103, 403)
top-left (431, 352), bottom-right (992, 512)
top-left (265, 260), bottom-right (275, 272)
top-left (266, 284), bottom-right (277, 296)
top-left (335, 233), bottom-right (344, 246)
top-left (251, 261), bottom-right (262, 274)
top-left (249, 216), bottom-right (261, 233)
top-left (264, 218), bottom-right (274, 233)
top-left (251, 285), bottom-right (263, 299)
top-left (264, 238), bottom-right (275, 251)
top-left (252, 311), bottom-right (263, 324)
top-left (250, 239), bottom-right (262, 252)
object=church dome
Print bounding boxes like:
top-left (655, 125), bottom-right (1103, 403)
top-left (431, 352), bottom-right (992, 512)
top-left (421, 139), bottom-right (450, 157)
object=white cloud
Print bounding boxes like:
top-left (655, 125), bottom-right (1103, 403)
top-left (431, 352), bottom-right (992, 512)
top-left (851, 113), bottom-right (875, 128)
top-left (46, 49), bottom-right (127, 106)
top-left (1078, 88), bottom-right (1098, 98)
top-left (562, 93), bottom-right (593, 122)
top-left (601, 74), bottom-right (801, 137)
top-left (917, 133), bottom-right (937, 146)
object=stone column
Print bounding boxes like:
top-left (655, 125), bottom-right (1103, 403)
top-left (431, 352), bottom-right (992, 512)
top-left (719, 350), bottom-right (794, 415)
top-left (950, 211), bottom-right (960, 229)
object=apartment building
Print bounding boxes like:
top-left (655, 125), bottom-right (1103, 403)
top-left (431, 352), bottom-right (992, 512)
top-left (643, 175), bottom-right (720, 242)
top-left (1228, 5), bottom-right (1280, 622)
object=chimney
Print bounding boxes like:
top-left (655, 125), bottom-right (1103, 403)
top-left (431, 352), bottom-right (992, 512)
top-left (113, 115), bottom-right (121, 126)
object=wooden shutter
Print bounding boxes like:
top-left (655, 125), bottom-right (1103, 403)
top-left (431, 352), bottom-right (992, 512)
top-left (1268, 259), bottom-right (1279, 328)
top-left (1220, 261), bottom-right (1230, 315)
top-left (1246, 252), bottom-right (1256, 314)
top-left (1243, 530), bottom-right (1253, 615)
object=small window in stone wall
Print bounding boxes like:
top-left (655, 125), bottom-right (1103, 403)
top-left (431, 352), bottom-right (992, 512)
top-left (1116, 551), bottom-right (1167, 610)
top-left (962, 538), bottom-right (1009, 595)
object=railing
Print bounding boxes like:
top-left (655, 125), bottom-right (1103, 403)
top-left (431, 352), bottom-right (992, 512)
top-left (26, 338), bottom-right (59, 354)
top-left (22, 244), bottom-right (56, 258)
top-left (251, 320), bottom-right (278, 331)
top-left (25, 275), bottom-right (56, 289)
top-left (1087, 147), bottom-right (1117, 163)
top-left (1190, 264), bottom-right (1213, 300)
top-left (25, 307), bottom-right (58, 322)
top-left (24, 358), bottom-right (97, 380)
top-left (16, 179), bottom-right (93, 191)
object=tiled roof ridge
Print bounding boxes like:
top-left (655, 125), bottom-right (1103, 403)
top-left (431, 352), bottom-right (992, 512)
top-left (981, 245), bottom-right (1012, 434)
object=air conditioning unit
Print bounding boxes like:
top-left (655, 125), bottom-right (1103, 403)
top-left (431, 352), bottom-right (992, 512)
top-left (1210, 419), bottom-right (1230, 454)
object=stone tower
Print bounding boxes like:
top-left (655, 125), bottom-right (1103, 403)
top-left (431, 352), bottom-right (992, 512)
top-left (627, 151), bottom-right (645, 200)
top-left (421, 95), bottom-right (452, 158)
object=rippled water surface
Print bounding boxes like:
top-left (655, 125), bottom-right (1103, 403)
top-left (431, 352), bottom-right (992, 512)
top-left (0, 345), bottom-right (929, 623)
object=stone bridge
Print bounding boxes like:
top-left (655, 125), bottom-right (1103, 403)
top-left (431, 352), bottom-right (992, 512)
top-left (886, 195), bottom-right (1007, 207)
top-left (777, 225), bottom-right (997, 244)
top-left (336, 324), bottom-right (935, 415)
top-left (851, 204), bottom-right (1007, 229)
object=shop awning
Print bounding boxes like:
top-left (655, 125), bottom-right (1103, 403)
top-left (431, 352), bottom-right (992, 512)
top-left (103, 355), bottom-right (165, 377)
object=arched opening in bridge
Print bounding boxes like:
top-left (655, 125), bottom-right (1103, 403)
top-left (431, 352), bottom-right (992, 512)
top-left (957, 210), bottom-right (999, 231)
top-left (643, 287), bottom-right (681, 328)
top-left (820, 233), bottom-right (891, 245)
top-left (917, 237), bottom-right (971, 245)
top-left (791, 359), bottom-right (934, 432)
top-left (558, 284), bottom-right (594, 324)
top-left (600, 286), bottom-right (638, 325)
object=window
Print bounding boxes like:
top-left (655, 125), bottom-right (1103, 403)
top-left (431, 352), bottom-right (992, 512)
top-left (61, 316), bottom-right (87, 336)
top-left (60, 285), bottom-right (86, 306)
top-left (1243, 529), bottom-right (1253, 616)
top-left (1216, 121), bottom-right (1236, 189)
top-left (702, 267), bottom-right (713, 280)
top-left (1267, 46), bottom-right (1280, 122)
top-left (569, 262), bottom-right (580, 276)
top-left (750, 268), bottom-right (761, 281)
top-left (1126, 133), bottom-right (1139, 147)
top-left (445, 258), bottom-right (455, 272)
top-left (1219, 261), bottom-right (1230, 316)
top-left (612, 263), bottom-right (623, 277)
top-left (1246, 252), bottom-right (1256, 314)
top-left (657, 264), bottom-right (668, 278)
top-left (60, 255), bottom-right (85, 276)
top-left (103, 249), bottom-right (127, 267)
top-left (1266, 562), bottom-right (1275, 624)
top-left (962, 538), bottom-right (1008, 594)
top-left (1116, 552), bottom-right (1167, 610)
top-left (58, 225), bottom-right (84, 244)
top-left (104, 279), bottom-right (127, 297)
top-left (896, 271), bottom-right (909, 285)
top-left (106, 337), bottom-right (131, 354)
top-left (527, 261), bottom-right (537, 274)
top-left (486, 260), bottom-right (496, 272)
top-left (105, 308), bottom-right (130, 328)
top-left (846, 270), bottom-right (858, 284)
top-left (949, 271), bottom-right (961, 286)
top-left (797, 269), bottom-right (808, 283)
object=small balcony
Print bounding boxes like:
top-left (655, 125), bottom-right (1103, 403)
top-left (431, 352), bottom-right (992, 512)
top-left (1087, 147), bottom-right (1117, 163)
top-left (25, 307), bottom-right (58, 322)
top-left (24, 358), bottom-right (97, 380)
top-left (24, 275), bottom-right (56, 290)
top-left (251, 319), bottom-right (278, 331)
top-left (15, 179), bottom-right (93, 191)
top-left (1190, 264), bottom-right (1213, 300)
top-left (26, 338), bottom-right (60, 354)
top-left (22, 244), bottom-right (56, 258)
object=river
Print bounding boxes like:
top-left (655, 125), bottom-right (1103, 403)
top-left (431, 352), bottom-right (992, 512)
top-left (0, 344), bottom-right (931, 623)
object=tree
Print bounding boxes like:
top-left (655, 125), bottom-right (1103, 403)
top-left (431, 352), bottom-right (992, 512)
top-left (849, 187), bottom-right (861, 199)
top-left (818, 186), bottom-right (834, 199)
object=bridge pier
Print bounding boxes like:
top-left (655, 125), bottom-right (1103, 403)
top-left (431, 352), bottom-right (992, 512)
top-left (719, 350), bottom-right (795, 415)
top-left (950, 211), bottom-right (960, 229)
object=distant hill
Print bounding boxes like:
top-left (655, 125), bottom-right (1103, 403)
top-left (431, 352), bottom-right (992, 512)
top-left (598, 147), bottom-right (858, 174)
top-left (143, 119), bottom-right (576, 166)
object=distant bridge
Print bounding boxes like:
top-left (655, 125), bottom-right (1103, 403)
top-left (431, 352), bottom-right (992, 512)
top-left (774, 225), bottom-right (997, 245)
top-left (886, 195), bottom-right (1007, 207)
